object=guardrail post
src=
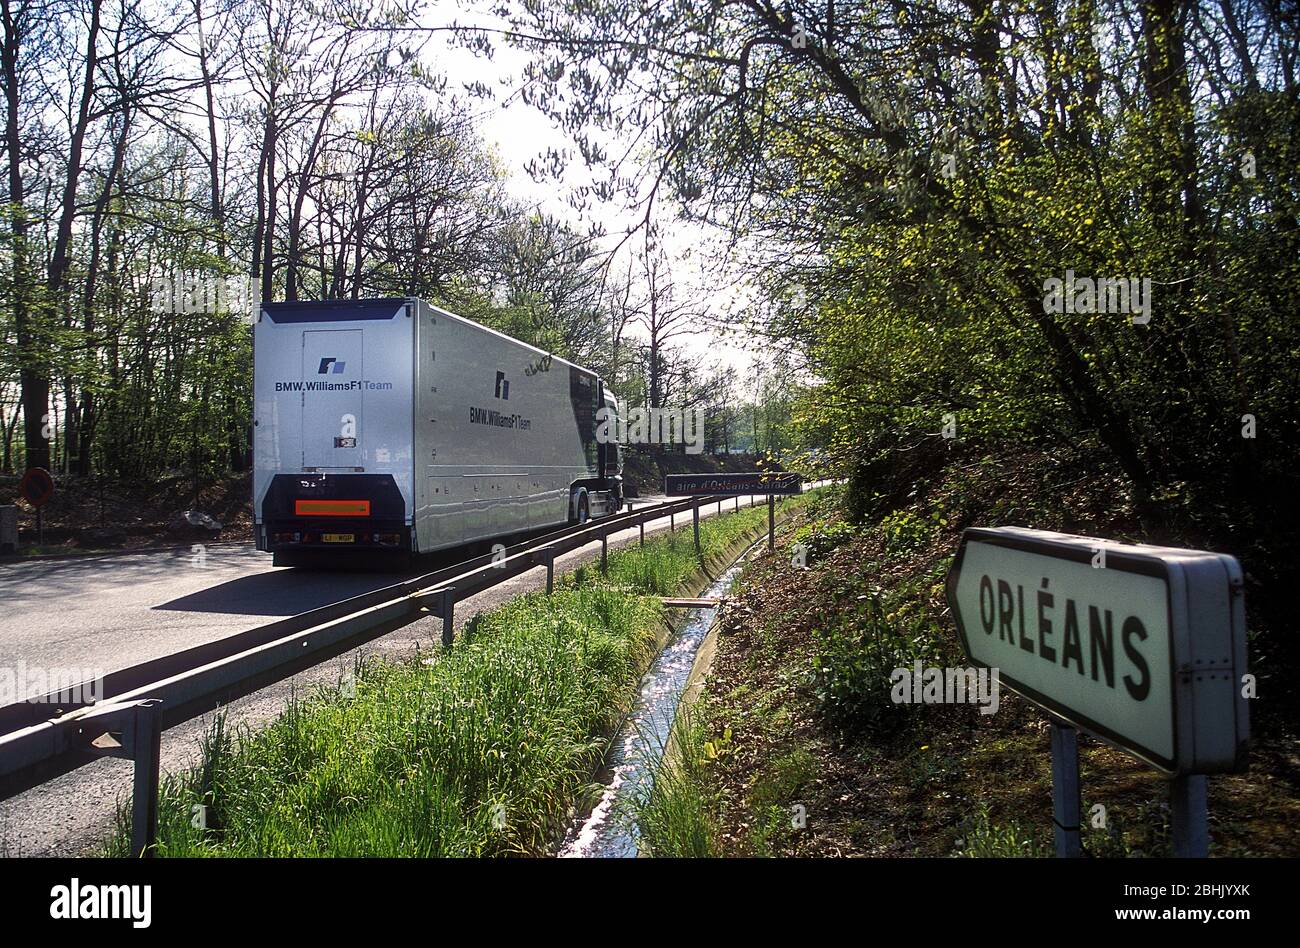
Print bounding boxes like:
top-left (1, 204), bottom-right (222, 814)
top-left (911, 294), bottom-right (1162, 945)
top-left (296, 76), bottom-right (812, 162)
top-left (734, 496), bottom-right (739, 511)
top-left (440, 587), bottom-right (456, 647)
top-left (544, 549), bottom-right (555, 595)
top-left (638, 521), bottom-right (644, 547)
top-left (768, 495), bottom-right (775, 552)
top-left (670, 511), bottom-right (675, 533)
top-left (1050, 719), bottom-right (1083, 857)
top-left (693, 505), bottom-right (701, 556)
top-left (600, 531), bottom-right (608, 574)
top-left (131, 702), bottom-right (162, 858)
top-left (1171, 775), bottom-right (1209, 857)
top-left (717, 499), bottom-right (722, 516)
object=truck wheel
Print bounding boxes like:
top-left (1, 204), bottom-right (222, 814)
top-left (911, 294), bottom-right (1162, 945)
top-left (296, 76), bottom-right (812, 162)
top-left (576, 492), bottom-right (590, 524)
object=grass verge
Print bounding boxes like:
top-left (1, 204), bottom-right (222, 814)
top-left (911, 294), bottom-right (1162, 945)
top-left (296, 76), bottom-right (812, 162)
top-left (628, 703), bottom-right (723, 857)
top-left (104, 493), bottom-right (816, 857)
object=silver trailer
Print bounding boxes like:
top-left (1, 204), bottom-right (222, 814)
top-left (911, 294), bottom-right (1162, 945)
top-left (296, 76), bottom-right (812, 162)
top-left (253, 298), bottom-right (623, 564)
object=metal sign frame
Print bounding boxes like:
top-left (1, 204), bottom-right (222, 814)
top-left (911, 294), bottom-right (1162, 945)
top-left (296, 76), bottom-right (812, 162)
top-left (945, 526), bottom-right (1249, 776)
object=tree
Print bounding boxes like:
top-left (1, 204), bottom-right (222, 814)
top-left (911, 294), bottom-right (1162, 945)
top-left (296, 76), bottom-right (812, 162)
top-left (493, 0), bottom-right (1299, 530)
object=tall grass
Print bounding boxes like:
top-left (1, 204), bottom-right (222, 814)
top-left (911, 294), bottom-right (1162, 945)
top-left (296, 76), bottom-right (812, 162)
top-left (953, 804), bottom-right (1050, 857)
top-left (628, 704), bottom-right (720, 858)
top-left (105, 494), bottom-right (812, 857)
top-left (588, 498), bottom-right (792, 594)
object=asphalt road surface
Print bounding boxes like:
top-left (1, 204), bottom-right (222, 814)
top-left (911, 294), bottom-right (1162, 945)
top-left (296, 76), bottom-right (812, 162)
top-left (0, 494), bottom-right (768, 856)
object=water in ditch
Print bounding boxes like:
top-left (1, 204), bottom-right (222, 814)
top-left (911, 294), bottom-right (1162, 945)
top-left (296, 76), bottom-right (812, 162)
top-left (557, 548), bottom-right (756, 858)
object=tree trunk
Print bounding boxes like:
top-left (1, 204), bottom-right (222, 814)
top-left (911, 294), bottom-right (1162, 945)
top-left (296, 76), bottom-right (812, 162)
top-left (3, 0), bottom-right (49, 471)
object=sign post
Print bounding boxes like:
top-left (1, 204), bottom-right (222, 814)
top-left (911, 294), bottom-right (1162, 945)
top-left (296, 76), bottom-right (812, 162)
top-left (768, 495), bottom-right (775, 552)
top-left (1171, 775), bottom-right (1209, 857)
top-left (1049, 719), bottom-right (1082, 857)
top-left (665, 473), bottom-right (802, 555)
top-left (945, 526), bottom-right (1249, 857)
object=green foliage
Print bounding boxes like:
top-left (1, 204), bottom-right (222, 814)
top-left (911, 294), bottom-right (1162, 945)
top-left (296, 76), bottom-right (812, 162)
top-left (1082, 799), bottom-right (1173, 858)
top-left (954, 805), bottom-right (1049, 858)
top-left (108, 585), bottom-right (660, 857)
top-left (743, 749), bottom-right (816, 856)
top-left (793, 482), bottom-right (841, 521)
top-left (878, 510), bottom-right (943, 557)
top-left (810, 590), bottom-right (944, 737)
top-left (791, 519), bottom-right (856, 562)
top-left (630, 704), bottom-right (721, 858)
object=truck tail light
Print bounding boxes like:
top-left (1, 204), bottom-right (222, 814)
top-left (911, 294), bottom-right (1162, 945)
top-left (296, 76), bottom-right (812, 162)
top-left (372, 532), bottom-right (401, 546)
top-left (272, 531), bottom-right (301, 544)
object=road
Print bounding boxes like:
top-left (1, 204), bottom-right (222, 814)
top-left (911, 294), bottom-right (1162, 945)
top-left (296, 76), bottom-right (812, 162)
top-left (0, 495), bottom-right (767, 856)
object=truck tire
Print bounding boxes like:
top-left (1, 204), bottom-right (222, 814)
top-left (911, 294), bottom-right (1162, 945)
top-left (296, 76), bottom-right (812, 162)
top-left (575, 490), bottom-right (590, 525)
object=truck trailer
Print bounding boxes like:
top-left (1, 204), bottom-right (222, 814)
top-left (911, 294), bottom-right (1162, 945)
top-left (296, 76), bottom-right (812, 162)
top-left (253, 297), bottom-right (623, 566)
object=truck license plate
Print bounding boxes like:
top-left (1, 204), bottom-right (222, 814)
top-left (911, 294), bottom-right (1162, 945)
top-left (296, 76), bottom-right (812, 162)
top-left (322, 533), bottom-right (355, 543)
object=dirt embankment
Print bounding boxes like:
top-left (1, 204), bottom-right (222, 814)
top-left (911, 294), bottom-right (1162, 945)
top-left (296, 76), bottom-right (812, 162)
top-left (682, 449), bottom-right (1300, 857)
top-left (0, 471), bottom-right (254, 554)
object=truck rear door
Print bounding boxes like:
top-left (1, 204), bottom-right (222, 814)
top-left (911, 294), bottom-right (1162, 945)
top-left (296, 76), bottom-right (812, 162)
top-left (301, 329), bottom-right (365, 470)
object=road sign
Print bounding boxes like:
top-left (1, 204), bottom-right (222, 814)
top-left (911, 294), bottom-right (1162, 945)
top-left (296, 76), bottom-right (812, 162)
top-left (945, 526), bottom-right (1249, 776)
top-left (19, 467), bottom-right (54, 508)
top-left (664, 472), bottom-right (802, 496)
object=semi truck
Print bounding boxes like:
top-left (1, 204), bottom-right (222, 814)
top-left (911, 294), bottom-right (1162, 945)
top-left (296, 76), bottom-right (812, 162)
top-left (253, 297), bottom-right (624, 566)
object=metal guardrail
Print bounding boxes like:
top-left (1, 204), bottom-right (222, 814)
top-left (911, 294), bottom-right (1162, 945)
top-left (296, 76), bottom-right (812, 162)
top-left (0, 487), bottom-right (807, 856)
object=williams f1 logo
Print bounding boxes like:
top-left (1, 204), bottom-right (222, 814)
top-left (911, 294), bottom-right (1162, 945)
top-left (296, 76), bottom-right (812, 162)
top-left (318, 358), bottom-right (347, 374)
top-left (494, 370), bottom-right (510, 400)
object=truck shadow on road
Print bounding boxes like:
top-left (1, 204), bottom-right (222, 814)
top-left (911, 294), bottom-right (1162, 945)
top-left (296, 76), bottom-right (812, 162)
top-left (150, 534), bottom-right (549, 617)
top-left (152, 568), bottom-right (413, 617)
